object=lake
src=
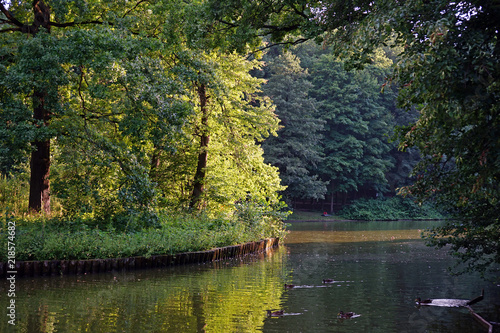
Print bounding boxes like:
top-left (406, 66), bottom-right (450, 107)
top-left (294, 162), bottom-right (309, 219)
top-left (1, 220), bottom-right (498, 332)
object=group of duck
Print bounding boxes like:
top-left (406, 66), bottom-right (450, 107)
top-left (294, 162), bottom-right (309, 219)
top-left (266, 279), bottom-right (360, 319)
top-left (267, 282), bottom-right (485, 320)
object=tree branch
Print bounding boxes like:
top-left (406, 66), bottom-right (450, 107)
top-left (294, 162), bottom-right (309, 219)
top-left (49, 20), bottom-right (108, 28)
top-left (122, 0), bottom-right (150, 19)
top-left (0, 27), bottom-right (22, 33)
top-left (0, 3), bottom-right (25, 28)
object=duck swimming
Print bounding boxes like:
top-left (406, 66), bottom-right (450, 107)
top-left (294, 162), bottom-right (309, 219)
top-left (284, 284), bottom-right (295, 289)
top-left (337, 311), bottom-right (359, 319)
top-left (322, 279), bottom-right (335, 283)
top-left (267, 310), bottom-right (284, 317)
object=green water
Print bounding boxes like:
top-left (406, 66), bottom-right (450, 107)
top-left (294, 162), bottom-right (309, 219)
top-left (1, 220), bottom-right (498, 332)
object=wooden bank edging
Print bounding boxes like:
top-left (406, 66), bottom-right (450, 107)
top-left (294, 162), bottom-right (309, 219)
top-left (0, 238), bottom-right (280, 278)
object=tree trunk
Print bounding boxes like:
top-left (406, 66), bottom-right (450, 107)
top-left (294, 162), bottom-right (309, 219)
top-left (28, 138), bottom-right (51, 214)
top-left (149, 148), bottom-right (161, 179)
top-left (28, 1), bottom-right (52, 214)
top-left (189, 83), bottom-right (209, 210)
top-left (330, 191), bottom-right (334, 214)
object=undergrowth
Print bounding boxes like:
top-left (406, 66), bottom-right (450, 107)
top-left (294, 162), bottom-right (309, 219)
top-left (0, 207), bottom-right (287, 262)
top-left (338, 196), bottom-right (446, 221)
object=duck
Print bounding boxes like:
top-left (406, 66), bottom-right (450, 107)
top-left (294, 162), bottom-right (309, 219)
top-left (284, 284), bottom-right (295, 289)
top-left (322, 279), bottom-right (335, 283)
top-left (337, 311), bottom-right (357, 319)
top-left (415, 297), bottom-right (432, 305)
top-left (267, 309), bottom-right (284, 317)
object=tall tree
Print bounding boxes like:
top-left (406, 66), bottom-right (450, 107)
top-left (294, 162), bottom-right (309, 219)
top-left (191, 0), bottom-right (499, 274)
top-left (309, 53), bottom-right (394, 207)
top-left (0, 1), bottom-right (188, 219)
top-left (149, 50), bottom-right (283, 212)
top-left (1, 1), bottom-right (54, 213)
top-left (260, 49), bottom-right (327, 205)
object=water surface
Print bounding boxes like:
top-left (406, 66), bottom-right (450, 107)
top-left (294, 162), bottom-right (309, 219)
top-left (0, 220), bottom-right (498, 332)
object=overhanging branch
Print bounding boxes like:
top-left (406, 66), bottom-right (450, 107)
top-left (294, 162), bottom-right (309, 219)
top-left (0, 3), bottom-right (24, 28)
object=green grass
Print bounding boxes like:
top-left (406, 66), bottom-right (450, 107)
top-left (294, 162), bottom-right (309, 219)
top-left (0, 209), bottom-right (287, 262)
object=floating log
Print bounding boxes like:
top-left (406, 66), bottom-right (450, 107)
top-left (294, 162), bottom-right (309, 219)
top-left (466, 306), bottom-right (493, 333)
top-left (467, 289), bottom-right (485, 306)
top-left (416, 290), bottom-right (485, 308)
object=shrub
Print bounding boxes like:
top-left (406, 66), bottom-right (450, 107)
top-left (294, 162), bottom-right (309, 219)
top-left (338, 196), bottom-right (446, 221)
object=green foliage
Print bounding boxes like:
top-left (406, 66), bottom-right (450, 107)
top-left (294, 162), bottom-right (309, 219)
top-left (1, 1), bottom-right (287, 234)
top-left (0, 172), bottom-right (30, 215)
top-left (260, 49), bottom-right (328, 203)
top-left (0, 210), bottom-right (286, 262)
top-left (317, 0), bottom-right (500, 276)
top-left (338, 197), bottom-right (446, 221)
top-left (308, 51), bottom-right (395, 195)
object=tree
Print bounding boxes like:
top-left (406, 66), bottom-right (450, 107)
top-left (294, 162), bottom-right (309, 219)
top-left (185, 0), bottom-right (498, 275)
top-left (0, 1), bottom-right (189, 220)
top-left (309, 53), bottom-right (394, 209)
top-left (149, 50), bottom-right (283, 212)
top-left (321, 0), bottom-right (500, 276)
top-left (260, 49), bottom-right (327, 205)
top-left (0, 1), bottom-right (136, 213)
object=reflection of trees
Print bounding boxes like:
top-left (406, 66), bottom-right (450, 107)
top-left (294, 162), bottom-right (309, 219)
top-left (3, 248), bottom-right (289, 332)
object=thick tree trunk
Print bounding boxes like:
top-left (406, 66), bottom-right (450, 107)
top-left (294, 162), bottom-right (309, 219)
top-left (29, 90), bottom-right (51, 214)
top-left (27, 1), bottom-right (52, 214)
top-left (189, 84), bottom-right (209, 210)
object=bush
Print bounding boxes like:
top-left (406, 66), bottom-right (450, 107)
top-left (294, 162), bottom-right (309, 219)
top-left (338, 196), bottom-right (446, 221)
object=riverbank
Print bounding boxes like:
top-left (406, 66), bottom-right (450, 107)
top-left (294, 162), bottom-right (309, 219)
top-left (287, 197), bottom-right (446, 222)
top-left (0, 237), bottom-right (280, 278)
top-left (1, 210), bottom-right (287, 262)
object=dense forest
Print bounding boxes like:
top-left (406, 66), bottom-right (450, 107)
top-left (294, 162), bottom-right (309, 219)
top-left (260, 42), bottom-right (421, 212)
top-left (0, 0), bottom-right (498, 276)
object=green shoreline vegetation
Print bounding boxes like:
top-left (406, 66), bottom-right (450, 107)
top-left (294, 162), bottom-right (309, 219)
top-left (288, 197), bottom-right (445, 222)
top-left (1, 195), bottom-right (444, 263)
top-left (1, 205), bottom-right (288, 262)
top-left (337, 197), bottom-right (446, 221)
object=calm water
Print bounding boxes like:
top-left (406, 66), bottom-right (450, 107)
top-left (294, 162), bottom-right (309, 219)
top-left (1, 220), bottom-right (499, 332)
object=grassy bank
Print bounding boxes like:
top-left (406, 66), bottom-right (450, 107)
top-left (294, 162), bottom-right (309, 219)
top-left (287, 197), bottom-right (446, 221)
top-left (1, 209), bottom-right (287, 262)
top-left (337, 197), bottom-right (446, 221)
